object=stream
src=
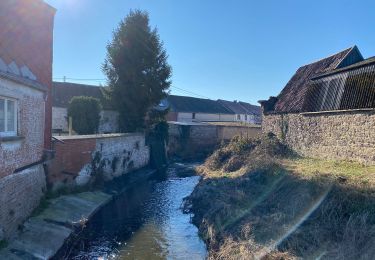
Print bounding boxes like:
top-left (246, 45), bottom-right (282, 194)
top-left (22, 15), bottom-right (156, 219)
top-left (69, 163), bottom-right (207, 260)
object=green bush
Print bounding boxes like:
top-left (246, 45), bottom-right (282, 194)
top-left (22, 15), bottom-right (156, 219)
top-left (67, 96), bottom-right (102, 135)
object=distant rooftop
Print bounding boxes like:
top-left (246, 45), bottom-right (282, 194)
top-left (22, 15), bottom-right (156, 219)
top-left (52, 82), bottom-right (113, 110)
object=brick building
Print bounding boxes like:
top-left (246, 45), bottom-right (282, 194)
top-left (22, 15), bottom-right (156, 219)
top-left (0, 0), bottom-right (55, 239)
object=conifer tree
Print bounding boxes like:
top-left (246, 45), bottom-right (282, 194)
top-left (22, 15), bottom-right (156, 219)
top-left (103, 10), bottom-right (172, 132)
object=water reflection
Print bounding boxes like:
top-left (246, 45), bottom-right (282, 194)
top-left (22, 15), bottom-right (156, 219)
top-left (71, 166), bottom-right (206, 260)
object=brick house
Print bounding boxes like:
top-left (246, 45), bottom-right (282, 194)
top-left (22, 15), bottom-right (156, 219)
top-left (0, 0), bottom-right (55, 239)
top-left (259, 46), bottom-right (375, 164)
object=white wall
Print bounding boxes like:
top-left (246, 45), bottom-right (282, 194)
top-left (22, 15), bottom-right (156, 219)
top-left (234, 113), bottom-right (260, 124)
top-left (177, 112), bottom-right (234, 122)
top-left (52, 106), bottom-right (67, 131)
top-left (98, 110), bottom-right (119, 133)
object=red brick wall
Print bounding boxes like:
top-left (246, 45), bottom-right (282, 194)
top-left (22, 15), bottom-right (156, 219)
top-left (48, 138), bottom-right (96, 184)
top-left (0, 0), bottom-right (56, 149)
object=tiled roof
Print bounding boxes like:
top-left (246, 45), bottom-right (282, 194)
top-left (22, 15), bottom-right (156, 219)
top-left (238, 101), bottom-right (262, 115)
top-left (217, 99), bottom-right (247, 114)
top-left (273, 46), bottom-right (363, 113)
top-left (218, 99), bottom-right (261, 115)
top-left (52, 82), bottom-right (113, 110)
top-left (167, 95), bottom-right (233, 114)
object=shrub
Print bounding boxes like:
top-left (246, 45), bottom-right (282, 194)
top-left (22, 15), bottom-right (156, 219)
top-left (68, 96), bottom-right (102, 135)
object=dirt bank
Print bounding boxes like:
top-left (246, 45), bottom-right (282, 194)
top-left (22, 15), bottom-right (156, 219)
top-left (185, 134), bottom-right (375, 259)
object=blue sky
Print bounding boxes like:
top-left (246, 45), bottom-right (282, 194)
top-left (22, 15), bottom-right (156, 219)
top-left (45, 0), bottom-right (375, 105)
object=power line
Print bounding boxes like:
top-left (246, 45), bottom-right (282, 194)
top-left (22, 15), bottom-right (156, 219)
top-left (171, 86), bottom-right (210, 99)
top-left (53, 77), bottom-right (211, 99)
top-left (53, 77), bottom-right (105, 81)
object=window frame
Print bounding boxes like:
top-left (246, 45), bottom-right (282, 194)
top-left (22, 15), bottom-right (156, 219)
top-left (0, 96), bottom-right (18, 137)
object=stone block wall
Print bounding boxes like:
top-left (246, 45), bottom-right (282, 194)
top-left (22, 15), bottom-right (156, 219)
top-left (262, 110), bottom-right (375, 164)
top-left (168, 123), bottom-right (261, 158)
top-left (217, 125), bottom-right (261, 140)
top-left (48, 133), bottom-right (150, 190)
top-left (0, 164), bottom-right (46, 239)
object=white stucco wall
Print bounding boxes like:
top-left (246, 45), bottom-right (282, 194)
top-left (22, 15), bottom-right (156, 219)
top-left (52, 106), bottom-right (67, 131)
top-left (98, 110), bottom-right (119, 133)
top-left (234, 114), bottom-right (259, 124)
top-left (177, 112), bottom-right (234, 122)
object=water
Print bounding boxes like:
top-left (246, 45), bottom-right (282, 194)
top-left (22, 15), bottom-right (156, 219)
top-left (69, 164), bottom-right (207, 260)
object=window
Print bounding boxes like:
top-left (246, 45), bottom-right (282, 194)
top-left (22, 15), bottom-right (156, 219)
top-left (0, 97), bottom-right (17, 137)
top-left (192, 113), bottom-right (196, 119)
top-left (237, 114), bottom-right (241, 120)
top-left (245, 115), bottom-right (248, 121)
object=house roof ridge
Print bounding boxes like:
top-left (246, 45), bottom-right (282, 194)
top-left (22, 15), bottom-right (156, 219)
top-left (298, 46), bottom-right (355, 69)
top-left (312, 56), bottom-right (375, 80)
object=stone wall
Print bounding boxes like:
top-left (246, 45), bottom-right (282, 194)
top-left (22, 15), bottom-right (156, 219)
top-left (217, 125), bottom-right (261, 140)
top-left (0, 164), bottom-right (46, 239)
top-left (168, 122), bottom-right (261, 159)
top-left (48, 133), bottom-right (150, 190)
top-left (0, 77), bottom-right (45, 178)
top-left (262, 110), bottom-right (375, 164)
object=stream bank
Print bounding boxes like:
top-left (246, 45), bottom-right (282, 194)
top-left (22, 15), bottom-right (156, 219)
top-left (185, 135), bottom-right (375, 259)
top-left (0, 167), bottom-right (155, 260)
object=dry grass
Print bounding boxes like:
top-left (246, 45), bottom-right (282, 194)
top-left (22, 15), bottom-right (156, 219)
top-left (282, 158), bottom-right (375, 187)
top-left (186, 135), bottom-right (375, 259)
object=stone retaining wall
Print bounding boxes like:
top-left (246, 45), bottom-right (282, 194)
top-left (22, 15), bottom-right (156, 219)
top-left (262, 110), bottom-right (375, 164)
top-left (0, 164), bottom-right (46, 239)
top-left (48, 133), bottom-right (150, 190)
top-left (168, 123), bottom-right (261, 159)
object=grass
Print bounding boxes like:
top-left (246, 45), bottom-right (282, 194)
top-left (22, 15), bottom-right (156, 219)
top-left (282, 158), bottom-right (375, 186)
top-left (186, 135), bottom-right (375, 259)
